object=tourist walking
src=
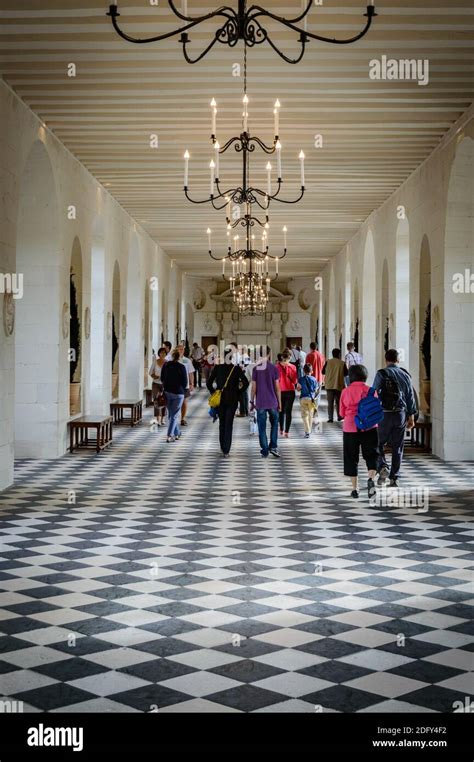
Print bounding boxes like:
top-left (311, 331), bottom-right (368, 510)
top-left (207, 352), bottom-right (249, 457)
top-left (372, 349), bottom-right (417, 487)
top-left (322, 348), bottom-right (348, 422)
top-left (296, 345), bottom-right (306, 379)
top-left (306, 342), bottom-right (325, 383)
top-left (149, 346), bottom-right (167, 426)
top-left (298, 363), bottom-right (319, 437)
top-left (339, 364), bottom-right (379, 499)
top-left (277, 349), bottom-right (297, 437)
top-left (251, 346), bottom-right (281, 458)
top-left (190, 342), bottom-right (205, 388)
top-left (163, 341), bottom-right (172, 361)
top-left (161, 349), bottom-right (187, 442)
top-left (238, 353), bottom-right (251, 416)
top-left (176, 343), bottom-right (195, 427)
top-left (344, 342), bottom-right (363, 386)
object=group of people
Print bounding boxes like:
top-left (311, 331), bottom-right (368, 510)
top-left (150, 339), bottom-right (418, 501)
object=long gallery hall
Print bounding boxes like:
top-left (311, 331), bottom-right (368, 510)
top-left (0, 0), bottom-right (473, 733)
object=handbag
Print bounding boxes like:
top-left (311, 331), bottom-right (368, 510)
top-left (208, 365), bottom-right (235, 408)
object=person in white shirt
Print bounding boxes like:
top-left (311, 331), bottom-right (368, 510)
top-left (344, 342), bottom-right (363, 386)
top-left (177, 343), bottom-right (194, 426)
top-left (190, 342), bottom-right (205, 388)
top-left (163, 341), bottom-right (172, 361)
top-left (297, 345), bottom-right (306, 378)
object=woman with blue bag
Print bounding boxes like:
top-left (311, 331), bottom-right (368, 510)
top-left (339, 364), bottom-right (383, 500)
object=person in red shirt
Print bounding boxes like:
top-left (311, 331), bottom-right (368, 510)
top-left (277, 349), bottom-right (298, 437)
top-left (339, 364), bottom-right (378, 500)
top-left (306, 342), bottom-right (325, 383)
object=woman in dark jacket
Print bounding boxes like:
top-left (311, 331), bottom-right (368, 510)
top-left (161, 349), bottom-right (188, 442)
top-left (207, 355), bottom-right (249, 457)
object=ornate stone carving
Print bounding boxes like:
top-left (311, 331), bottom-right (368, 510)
top-left (203, 317), bottom-right (213, 332)
top-left (297, 288), bottom-right (310, 311)
top-left (290, 318), bottom-right (300, 332)
top-left (193, 287), bottom-right (206, 310)
top-left (62, 302), bottom-right (69, 339)
top-left (2, 292), bottom-right (15, 337)
top-left (121, 314), bottom-right (127, 340)
top-left (409, 308), bottom-right (416, 341)
top-left (84, 307), bottom-right (91, 339)
top-left (432, 304), bottom-right (440, 343)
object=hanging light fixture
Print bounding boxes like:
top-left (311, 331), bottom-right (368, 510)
top-left (207, 214), bottom-right (286, 315)
top-left (183, 94), bottom-right (305, 213)
top-left (106, 1), bottom-right (377, 65)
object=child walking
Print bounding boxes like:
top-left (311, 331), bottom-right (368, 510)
top-left (298, 363), bottom-right (319, 438)
top-left (339, 364), bottom-right (379, 499)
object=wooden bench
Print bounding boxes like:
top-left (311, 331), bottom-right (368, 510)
top-left (144, 388), bottom-right (153, 408)
top-left (69, 416), bottom-right (113, 453)
top-left (110, 399), bottom-right (143, 427)
top-left (406, 420), bottom-right (432, 453)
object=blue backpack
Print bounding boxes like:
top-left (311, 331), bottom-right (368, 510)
top-left (355, 388), bottom-right (384, 431)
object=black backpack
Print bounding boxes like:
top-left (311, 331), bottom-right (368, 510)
top-left (379, 368), bottom-right (402, 411)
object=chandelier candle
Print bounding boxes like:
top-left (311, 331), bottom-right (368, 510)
top-left (276, 141), bottom-right (282, 179)
top-left (299, 151), bottom-right (305, 187)
top-left (210, 160), bottom-right (215, 194)
top-left (211, 99), bottom-right (217, 137)
top-left (274, 100), bottom-right (280, 136)
top-left (183, 150), bottom-right (190, 187)
top-left (243, 94), bottom-right (249, 132)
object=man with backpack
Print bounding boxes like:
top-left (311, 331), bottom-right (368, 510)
top-left (373, 349), bottom-right (417, 487)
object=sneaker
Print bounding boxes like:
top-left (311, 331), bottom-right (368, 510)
top-left (351, 489), bottom-right (359, 499)
top-left (269, 449), bottom-right (280, 458)
top-left (166, 436), bottom-right (174, 443)
top-left (389, 478), bottom-right (399, 488)
top-left (181, 419), bottom-right (188, 427)
top-left (222, 452), bottom-right (230, 458)
top-left (279, 430), bottom-right (284, 436)
top-left (367, 478), bottom-right (376, 500)
top-left (261, 452), bottom-right (269, 458)
top-left (377, 466), bottom-right (389, 486)
top-left (327, 420), bottom-right (333, 423)
top-left (304, 432), bottom-right (310, 438)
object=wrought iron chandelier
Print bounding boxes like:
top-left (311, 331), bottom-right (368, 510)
top-left (183, 93), bottom-right (305, 212)
top-left (207, 210), bottom-right (286, 314)
top-left (106, 1), bottom-right (377, 65)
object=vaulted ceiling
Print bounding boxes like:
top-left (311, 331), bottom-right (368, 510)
top-left (1, 1), bottom-right (473, 275)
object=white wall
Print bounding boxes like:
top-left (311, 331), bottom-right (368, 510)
top-left (320, 106), bottom-right (474, 461)
top-left (0, 80), bottom-right (182, 489)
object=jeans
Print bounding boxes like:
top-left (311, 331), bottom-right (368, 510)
top-left (218, 402), bottom-right (238, 454)
top-left (279, 391), bottom-right (295, 433)
top-left (257, 408), bottom-right (279, 455)
top-left (377, 410), bottom-right (407, 479)
top-left (326, 389), bottom-right (342, 421)
top-left (165, 392), bottom-right (184, 437)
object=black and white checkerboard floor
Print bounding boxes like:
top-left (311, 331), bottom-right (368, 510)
top-left (0, 391), bottom-right (472, 713)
